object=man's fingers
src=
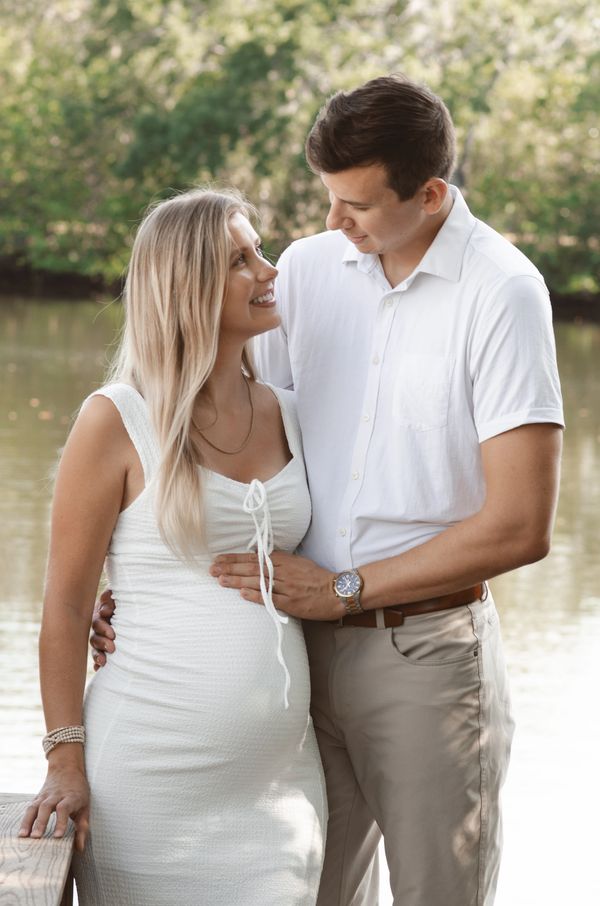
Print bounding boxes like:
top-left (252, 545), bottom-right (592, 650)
top-left (211, 561), bottom-right (265, 579)
top-left (240, 588), bottom-right (264, 605)
top-left (241, 588), bottom-right (289, 609)
top-left (93, 607), bottom-right (116, 631)
top-left (99, 588), bottom-right (116, 608)
top-left (92, 651), bottom-right (107, 671)
top-left (90, 621), bottom-right (115, 646)
top-left (217, 575), bottom-right (279, 592)
top-left (213, 553), bottom-right (258, 565)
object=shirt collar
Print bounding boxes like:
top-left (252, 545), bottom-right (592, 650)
top-left (341, 185), bottom-right (477, 285)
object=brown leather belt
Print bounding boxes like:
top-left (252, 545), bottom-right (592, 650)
top-left (337, 583), bottom-right (487, 628)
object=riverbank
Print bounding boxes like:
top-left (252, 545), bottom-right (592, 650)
top-left (1, 266), bottom-right (599, 323)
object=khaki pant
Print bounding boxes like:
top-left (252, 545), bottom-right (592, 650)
top-left (303, 594), bottom-right (515, 906)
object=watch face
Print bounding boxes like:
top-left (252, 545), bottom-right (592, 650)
top-left (335, 571), bottom-right (361, 597)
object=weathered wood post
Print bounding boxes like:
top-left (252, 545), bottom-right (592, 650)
top-left (0, 793), bottom-right (74, 905)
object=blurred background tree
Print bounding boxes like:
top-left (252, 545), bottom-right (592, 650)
top-left (0, 0), bottom-right (598, 296)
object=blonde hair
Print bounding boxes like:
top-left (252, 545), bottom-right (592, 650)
top-left (110, 187), bottom-right (256, 561)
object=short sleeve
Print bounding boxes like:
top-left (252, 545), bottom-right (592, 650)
top-left (253, 246), bottom-right (294, 390)
top-left (470, 275), bottom-right (564, 442)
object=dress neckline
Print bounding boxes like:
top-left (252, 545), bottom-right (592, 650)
top-left (201, 384), bottom-right (296, 487)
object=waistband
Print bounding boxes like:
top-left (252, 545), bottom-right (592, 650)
top-left (337, 583), bottom-right (487, 628)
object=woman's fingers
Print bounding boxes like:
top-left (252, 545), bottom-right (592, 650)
top-left (18, 800), bottom-right (42, 836)
top-left (74, 805), bottom-right (90, 852)
top-left (53, 799), bottom-right (73, 838)
top-left (29, 798), bottom-right (55, 838)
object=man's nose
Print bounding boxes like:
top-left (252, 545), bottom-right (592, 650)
top-left (326, 199), bottom-right (352, 231)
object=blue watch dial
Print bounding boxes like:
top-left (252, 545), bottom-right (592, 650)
top-left (335, 571), bottom-right (361, 596)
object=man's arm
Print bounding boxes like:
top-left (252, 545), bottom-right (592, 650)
top-left (211, 423), bottom-right (562, 618)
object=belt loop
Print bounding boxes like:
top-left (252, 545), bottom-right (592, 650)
top-left (375, 608), bottom-right (386, 629)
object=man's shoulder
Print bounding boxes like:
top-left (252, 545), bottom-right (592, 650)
top-left (467, 218), bottom-right (545, 287)
top-left (279, 229), bottom-right (348, 268)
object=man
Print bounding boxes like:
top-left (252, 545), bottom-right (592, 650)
top-left (93, 76), bottom-right (563, 905)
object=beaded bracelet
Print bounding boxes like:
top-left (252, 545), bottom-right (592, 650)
top-left (42, 725), bottom-right (86, 757)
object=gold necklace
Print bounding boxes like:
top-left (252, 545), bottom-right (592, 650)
top-left (196, 373), bottom-right (255, 455)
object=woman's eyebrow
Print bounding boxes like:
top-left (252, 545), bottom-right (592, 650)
top-left (229, 238), bottom-right (262, 259)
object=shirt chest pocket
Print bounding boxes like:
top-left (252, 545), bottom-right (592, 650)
top-left (392, 354), bottom-right (454, 431)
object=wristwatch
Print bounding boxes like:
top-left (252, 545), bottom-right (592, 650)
top-left (332, 569), bottom-right (364, 615)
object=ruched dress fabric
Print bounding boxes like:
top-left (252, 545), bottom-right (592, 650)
top-left (73, 383), bottom-right (326, 906)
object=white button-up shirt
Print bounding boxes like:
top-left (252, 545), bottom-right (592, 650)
top-left (255, 188), bottom-right (564, 573)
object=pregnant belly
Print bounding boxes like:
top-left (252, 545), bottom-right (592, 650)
top-left (84, 593), bottom-right (312, 779)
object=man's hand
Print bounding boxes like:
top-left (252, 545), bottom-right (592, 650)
top-left (90, 589), bottom-right (116, 670)
top-left (210, 552), bottom-right (345, 621)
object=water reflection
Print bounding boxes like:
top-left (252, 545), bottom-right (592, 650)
top-left (1, 299), bottom-right (599, 904)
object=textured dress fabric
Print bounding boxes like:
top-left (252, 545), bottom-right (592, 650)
top-left (73, 382), bottom-right (326, 906)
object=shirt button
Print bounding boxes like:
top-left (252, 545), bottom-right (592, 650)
top-left (352, 471), bottom-right (359, 480)
top-left (362, 414), bottom-right (370, 422)
top-left (385, 298), bottom-right (393, 307)
top-left (339, 528), bottom-right (347, 537)
top-left (372, 355), bottom-right (380, 365)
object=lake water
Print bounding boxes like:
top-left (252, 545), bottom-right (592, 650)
top-left (1, 298), bottom-right (599, 904)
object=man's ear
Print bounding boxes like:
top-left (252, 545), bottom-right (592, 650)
top-left (422, 178), bottom-right (449, 215)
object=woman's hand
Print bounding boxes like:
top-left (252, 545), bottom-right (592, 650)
top-left (19, 756), bottom-right (90, 852)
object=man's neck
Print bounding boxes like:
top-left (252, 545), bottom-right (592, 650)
top-left (381, 193), bottom-right (454, 288)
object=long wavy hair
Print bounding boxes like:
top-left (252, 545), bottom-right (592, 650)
top-left (110, 187), bottom-right (256, 561)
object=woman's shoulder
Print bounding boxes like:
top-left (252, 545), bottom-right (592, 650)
top-left (84, 381), bottom-right (144, 408)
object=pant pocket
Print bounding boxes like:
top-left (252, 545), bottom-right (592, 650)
top-left (390, 605), bottom-right (480, 667)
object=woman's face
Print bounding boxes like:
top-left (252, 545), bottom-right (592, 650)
top-left (219, 212), bottom-right (279, 342)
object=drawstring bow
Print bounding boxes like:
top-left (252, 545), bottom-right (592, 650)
top-left (243, 479), bottom-right (290, 708)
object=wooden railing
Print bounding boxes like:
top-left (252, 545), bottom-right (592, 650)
top-left (0, 794), bottom-right (74, 905)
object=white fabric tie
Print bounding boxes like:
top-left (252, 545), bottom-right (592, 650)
top-left (243, 479), bottom-right (290, 708)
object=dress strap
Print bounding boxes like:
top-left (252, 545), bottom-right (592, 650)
top-left (88, 383), bottom-right (160, 484)
top-left (264, 385), bottom-right (303, 462)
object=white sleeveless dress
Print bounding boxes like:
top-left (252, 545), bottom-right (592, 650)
top-left (73, 383), bottom-right (326, 905)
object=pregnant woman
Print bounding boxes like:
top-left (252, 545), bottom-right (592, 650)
top-left (19, 188), bottom-right (326, 904)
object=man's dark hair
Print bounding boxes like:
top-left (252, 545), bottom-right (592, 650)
top-left (305, 74), bottom-right (456, 201)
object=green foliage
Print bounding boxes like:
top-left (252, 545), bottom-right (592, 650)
top-left (0, 0), bottom-right (598, 292)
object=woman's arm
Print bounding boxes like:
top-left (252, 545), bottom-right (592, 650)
top-left (19, 396), bottom-right (130, 851)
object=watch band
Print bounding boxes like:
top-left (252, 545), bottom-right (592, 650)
top-left (343, 594), bottom-right (364, 615)
top-left (332, 569), bottom-right (365, 614)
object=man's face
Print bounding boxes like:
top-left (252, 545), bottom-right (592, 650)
top-left (321, 164), bottom-right (426, 257)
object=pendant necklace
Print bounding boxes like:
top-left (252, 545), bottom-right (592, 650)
top-left (196, 374), bottom-right (254, 455)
